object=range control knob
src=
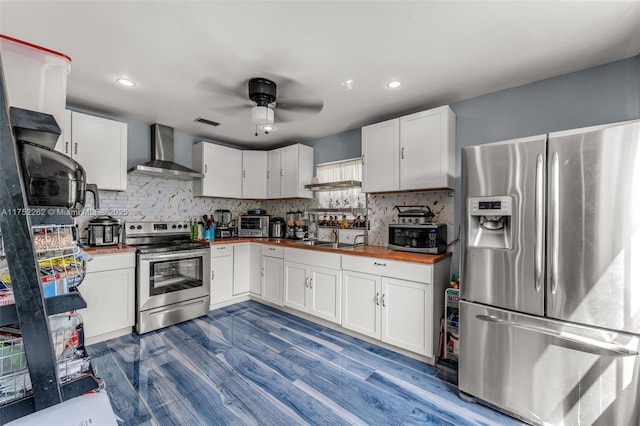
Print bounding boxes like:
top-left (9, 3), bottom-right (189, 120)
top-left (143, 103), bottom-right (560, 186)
top-left (129, 225), bottom-right (135, 230)
top-left (414, 218), bottom-right (420, 224)
top-left (172, 224), bottom-right (177, 229)
top-left (136, 225), bottom-right (142, 230)
top-left (178, 224), bottom-right (183, 229)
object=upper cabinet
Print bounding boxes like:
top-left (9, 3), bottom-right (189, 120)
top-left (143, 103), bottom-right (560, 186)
top-left (361, 105), bottom-right (455, 193)
top-left (56, 110), bottom-right (128, 191)
top-left (193, 142), bottom-right (242, 198)
top-left (268, 144), bottom-right (313, 199)
top-left (242, 150), bottom-right (267, 199)
top-left (194, 142), bottom-right (313, 199)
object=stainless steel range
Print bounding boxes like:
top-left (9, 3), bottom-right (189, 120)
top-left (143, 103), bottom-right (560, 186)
top-left (125, 221), bottom-right (210, 334)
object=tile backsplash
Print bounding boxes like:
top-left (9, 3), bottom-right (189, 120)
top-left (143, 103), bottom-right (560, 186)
top-left (81, 175), bottom-right (454, 248)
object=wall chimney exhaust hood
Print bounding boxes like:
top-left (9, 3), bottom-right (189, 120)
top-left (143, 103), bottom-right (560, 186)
top-left (128, 124), bottom-right (204, 180)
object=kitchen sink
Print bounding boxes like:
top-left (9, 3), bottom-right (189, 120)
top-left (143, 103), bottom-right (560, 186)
top-left (292, 240), bottom-right (359, 249)
top-left (292, 240), bottom-right (322, 246)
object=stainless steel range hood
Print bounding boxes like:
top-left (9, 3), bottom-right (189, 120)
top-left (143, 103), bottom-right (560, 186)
top-left (128, 124), bottom-right (204, 180)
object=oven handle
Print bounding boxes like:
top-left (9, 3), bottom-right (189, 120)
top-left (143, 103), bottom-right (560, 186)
top-left (140, 249), bottom-right (209, 262)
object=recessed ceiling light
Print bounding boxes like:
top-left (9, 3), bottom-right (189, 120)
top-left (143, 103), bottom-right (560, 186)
top-left (342, 79), bottom-right (355, 90)
top-left (386, 80), bottom-right (402, 89)
top-left (116, 78), bottom-right (135, 87)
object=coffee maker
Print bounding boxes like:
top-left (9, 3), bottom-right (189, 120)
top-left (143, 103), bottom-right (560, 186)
top-left (285, 211), bottom-right (308, 239)
top-left (213, 209), bottom-right (235, 238)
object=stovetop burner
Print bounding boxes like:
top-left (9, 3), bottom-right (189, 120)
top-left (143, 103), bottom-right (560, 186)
top-left (124, 221), bottom-right (205, 253)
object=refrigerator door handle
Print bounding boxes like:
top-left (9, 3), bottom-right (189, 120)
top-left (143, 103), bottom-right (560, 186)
top-left (534, 153), bottom-right (544, 293)
top-left (476, 315), bottom-right (638, 356)
top-left (549, 151), bottom-right (560, 294)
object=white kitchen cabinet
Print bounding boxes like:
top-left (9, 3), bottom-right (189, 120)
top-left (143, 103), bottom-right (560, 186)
top-left (361, 105), bottom-right (455, 193)
top-left (341, 254), bottom-right (445, 358)
top-left (210, 244), bottom-right (234, 305)
top-left (381, 276), bottom-right (432, 356)
top-left (266, 144), bottom-right (313, 199)
top-left (77, 252), bottom-right (135, 344)
top-left (56, 110), bottom-right (128, 191)
top-left (267, 149), bottom-right (281, 198)
top-left (193, 141), bottom-right (242, 198)
top-left (342, 269), bottom-right (381, 339)
top-left (283, 248), bottom-right (341, 324)
top-left (261, 245), bottom-right (284, 305)
top-left (242, 151), bottom-right (267, 199)
top-left (361, 118), bottom-right (399, 193)
top-left (233, 243), bottom-right (261, 295)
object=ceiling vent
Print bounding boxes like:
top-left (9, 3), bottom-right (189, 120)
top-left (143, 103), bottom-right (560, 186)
top-left (194, 117), bottom-right (220, 127)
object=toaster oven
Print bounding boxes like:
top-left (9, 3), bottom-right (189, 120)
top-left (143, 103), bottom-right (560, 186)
top-left (388, 223), bottom-right (447, 254)
top-left (238, 215), bottom-right (270, 237)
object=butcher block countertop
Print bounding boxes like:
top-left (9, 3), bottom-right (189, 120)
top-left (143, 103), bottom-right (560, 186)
top-left (198, 238), bottom-right (451, 265)
top-left (82, 245), bottom-right (137, 255)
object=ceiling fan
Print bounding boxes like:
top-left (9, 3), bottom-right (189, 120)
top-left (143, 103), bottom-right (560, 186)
top-left (205, 75), bottom-right (324, 135)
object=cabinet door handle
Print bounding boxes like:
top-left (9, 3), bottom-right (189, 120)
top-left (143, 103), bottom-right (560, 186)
top-left (401, 147), bottom-right (405, 159)
top-left (243, 170), bottom-right (246, 179)
top-left (381, 294), bottom-right (386, 307)
top-left (268, 247), bottom-right (275, 251)
top-left (375, 292), bottom-right (380, 305)
top-left (374, 262), bottom-right (387, 267)
top-left (361, 154), bottom-right (365, 166)
top-left (65, 141), bottom-right (69, 154)
top-left (280, 168), bottom-right (283, 177)
top-left (211, 270), bottom-right (215, 280)
top-left (217, 246), bottom-right (226, 250)
top-left (205, 164), bottom-right (208, 174)
top-left (261, 267), bottom-right (264, 277)
top-left (74, 142), bottom-right (78, 155)
top-left (267, 170), bottom-right (270, 179)
top-left (309, 278), bottom-right (313, 289)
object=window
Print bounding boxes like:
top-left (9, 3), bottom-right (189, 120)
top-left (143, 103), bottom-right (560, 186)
top-left (316, 158), bottom-right (366, 209)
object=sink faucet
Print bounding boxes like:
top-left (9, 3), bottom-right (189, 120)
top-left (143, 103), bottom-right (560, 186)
top-left (332, 227), bottom-right (339, 242)
top-left (353, 234), bottom-right (366, 246)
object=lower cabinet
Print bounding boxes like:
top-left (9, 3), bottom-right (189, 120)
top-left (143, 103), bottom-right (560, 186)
top-left (284, 261), bottom-right (341, 324)
top-left (233, 243), bottom-right (261, 295)
top-left (261, 245), bottom-right (284, 306)
top-left (77, 252), bottom-right (135, 344)
top-left (210, 244), bottom-right (233, 305)
top-left (341, 255), bottom-right (438, 358)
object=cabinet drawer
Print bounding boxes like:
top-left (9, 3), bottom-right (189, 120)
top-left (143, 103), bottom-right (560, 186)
top-left (211, 244), bottom-right (233, 257)
top-left (341, 255), bottom-right (432, 284)
top-left (262, 245), bottom-right (284, 258)
top-left (284, 247), bottom-right (341, 270)
top-left (86, 252), bottom-right (135, 273)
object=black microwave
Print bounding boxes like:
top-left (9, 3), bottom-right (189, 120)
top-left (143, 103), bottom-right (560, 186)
top-left (388, 224), bottom-right (447, 254)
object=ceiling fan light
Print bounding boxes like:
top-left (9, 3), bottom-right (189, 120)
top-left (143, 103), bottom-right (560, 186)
top-left (251, 106), bottom-right (274, 125)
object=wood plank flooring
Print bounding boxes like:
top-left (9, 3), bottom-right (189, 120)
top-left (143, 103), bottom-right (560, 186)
top-left (86, 301), bottom-right (522, 425)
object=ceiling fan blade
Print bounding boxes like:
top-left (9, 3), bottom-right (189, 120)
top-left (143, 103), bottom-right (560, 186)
top-left (275, 108), bottom-right (310, 123)
top-left (277, 98), bottom-right (324, 114)
top-left (197, 76), bottom-right (246, 98)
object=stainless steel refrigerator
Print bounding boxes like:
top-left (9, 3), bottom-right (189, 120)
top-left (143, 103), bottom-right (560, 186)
top-left (460, 120), bottom-right (640, 426)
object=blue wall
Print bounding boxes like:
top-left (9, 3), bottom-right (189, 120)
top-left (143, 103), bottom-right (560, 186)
top-left (302, 128), bottom-right (362, 166)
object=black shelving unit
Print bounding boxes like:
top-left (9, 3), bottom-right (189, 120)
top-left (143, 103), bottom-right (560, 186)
top-left (0, 57), bottom-right (98, 424)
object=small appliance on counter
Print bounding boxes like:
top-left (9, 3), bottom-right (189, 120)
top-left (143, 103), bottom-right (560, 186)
top-left (388, 206), bottom-right (447, 254)
top-left (285, 211), bottom-right (308, 239)
top-left (86, 215), bottom-right (122, 246)
top-left (213, 209), bottom-right (235, 238)
top-left (238, 214), bottom-right (270, 237)
top-left (270, 217), bottom-right (286, 239)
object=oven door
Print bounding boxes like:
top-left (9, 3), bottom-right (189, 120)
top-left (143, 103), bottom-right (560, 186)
top-left (137, 248), bottom-right (210, 312)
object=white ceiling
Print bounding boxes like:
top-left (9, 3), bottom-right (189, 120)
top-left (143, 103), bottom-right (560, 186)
top-left (1, 1), bottom-right (639, 148)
